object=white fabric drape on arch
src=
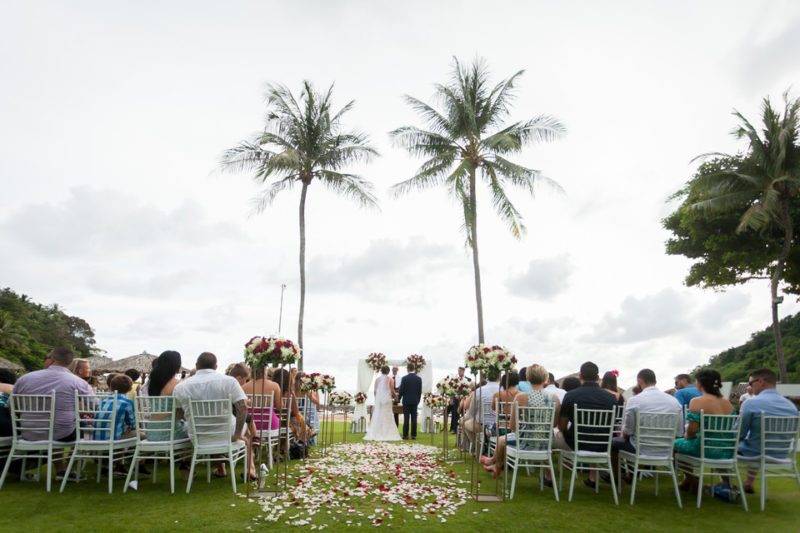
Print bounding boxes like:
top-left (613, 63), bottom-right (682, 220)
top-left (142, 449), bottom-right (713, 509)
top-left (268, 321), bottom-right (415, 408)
top-left (354, 358), bottom-right (433, 432)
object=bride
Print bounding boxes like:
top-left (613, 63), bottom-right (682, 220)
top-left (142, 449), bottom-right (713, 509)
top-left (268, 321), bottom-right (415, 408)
top-left (364, 365), bottom-right (401, 441)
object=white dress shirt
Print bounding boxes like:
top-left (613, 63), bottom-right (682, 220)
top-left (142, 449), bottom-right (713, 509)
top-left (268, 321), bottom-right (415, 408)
top-left (622, 385), bottom-right (682, 451)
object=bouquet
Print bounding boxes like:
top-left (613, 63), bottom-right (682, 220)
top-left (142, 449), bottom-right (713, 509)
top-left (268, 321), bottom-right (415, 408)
top-left (366, 352), bottom-right (387, 372)
top-left (329, 391), bottom-right (353, 406)
top-left (244, 335), bottom-right (301, 368)
top-left (464, 344), bottom-right (517, 373)
top-left (423, 392), bottom-right (448, 409)
top-left (405, 354), bottom-right (426, 373)
top-left (301, 372), bottom-right (336, 393)
top-left (436, 376), bottom-right (471, 397)
top-left (354, 392), bottom-right (367, 405)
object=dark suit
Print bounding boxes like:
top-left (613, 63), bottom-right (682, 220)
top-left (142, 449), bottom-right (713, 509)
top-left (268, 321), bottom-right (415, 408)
top-left (398, 372), bottom-right (422, 438)
top-left (390, 373), bottom-right (400, 426)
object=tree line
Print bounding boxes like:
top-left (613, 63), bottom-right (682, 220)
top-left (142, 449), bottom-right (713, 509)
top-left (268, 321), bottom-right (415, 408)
top-left (0, 287), bottom-right (97, 370)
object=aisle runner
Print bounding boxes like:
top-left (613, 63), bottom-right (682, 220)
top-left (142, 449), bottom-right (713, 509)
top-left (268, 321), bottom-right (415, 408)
top-left (247, 443), bottom-right (470, 528)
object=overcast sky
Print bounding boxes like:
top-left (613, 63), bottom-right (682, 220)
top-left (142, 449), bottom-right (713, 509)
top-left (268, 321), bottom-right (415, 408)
top-left (2, 1), bottom-right (799, 391)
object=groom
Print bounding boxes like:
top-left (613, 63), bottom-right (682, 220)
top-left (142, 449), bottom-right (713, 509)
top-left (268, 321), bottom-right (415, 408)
top-left (398, 364), bottom-right (422, 440)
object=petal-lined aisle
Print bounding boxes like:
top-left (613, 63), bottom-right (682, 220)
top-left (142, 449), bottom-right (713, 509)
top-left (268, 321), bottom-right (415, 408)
top-left (246, 443), bottom-right (470, 528)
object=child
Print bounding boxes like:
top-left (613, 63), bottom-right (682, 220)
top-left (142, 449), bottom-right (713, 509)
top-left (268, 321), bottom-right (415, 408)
top-left (95, 374), bottom-right (137, 441)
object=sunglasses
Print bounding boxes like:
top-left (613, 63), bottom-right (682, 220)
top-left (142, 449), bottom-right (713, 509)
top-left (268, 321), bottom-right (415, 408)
top-left (748, 378), bottom-right (761, 387)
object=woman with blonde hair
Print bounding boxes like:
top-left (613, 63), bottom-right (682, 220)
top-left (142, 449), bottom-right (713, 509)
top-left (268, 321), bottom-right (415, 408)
top-left (482, 364), bottom-right (560, 483)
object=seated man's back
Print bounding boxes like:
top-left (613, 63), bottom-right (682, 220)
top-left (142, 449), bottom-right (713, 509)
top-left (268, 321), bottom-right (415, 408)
top-left (14, 348), bottom-right (93, 440)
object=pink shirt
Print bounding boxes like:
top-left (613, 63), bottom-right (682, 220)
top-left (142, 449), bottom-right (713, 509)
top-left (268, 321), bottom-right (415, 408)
top-left (15, 365), bottom-right (94, 440)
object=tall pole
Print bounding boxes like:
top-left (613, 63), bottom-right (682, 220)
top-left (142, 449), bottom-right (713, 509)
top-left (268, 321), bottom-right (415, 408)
top-left (278, 284), bottom-right (286, 334)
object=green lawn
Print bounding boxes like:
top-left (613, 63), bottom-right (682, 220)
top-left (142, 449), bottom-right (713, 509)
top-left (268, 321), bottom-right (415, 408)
top-left (2, 423), bottom-right (799, 533)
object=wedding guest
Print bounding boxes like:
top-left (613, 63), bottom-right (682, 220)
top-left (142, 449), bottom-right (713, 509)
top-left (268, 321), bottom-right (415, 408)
top-left (0, 368), bottom-right (16, 437)
top-left (738, 385), bottom-right (755, 407)
top-left (173, 352), bottom-right (247, 478)
top-left (449, 366), bottom-right (470, 434)
top-left (492, 372), bottom-right (520, 435)
top-left (463, 367), bottom-right (500, 454)
top-left (390, 365), bottom-right (401, 426)
top-left (124, 369), bottom-right (141, 396)
top-left (674, 373), bottom-right (702, 408)
top-left (517, 367), bottom-right (531, 393)
top-left (605, 369), bottom-right (681, 484)
top-left (482, 364), bottom-right (560, 481)
top-left (227, 363), bottom-right (258, 480)
top-left (273, 368), bottom-right (310, 443)
top-left (14, 347), bottom-right (93, 480)
top-left (562, 376), bottom-right (580, 392)
top-left (143, 350), bottom-right (188, 441)
top-left (602, 371), bottom-right (625, 406)
top-left (545, 373), bottom-right (567, 403)
top-left (556, 361), bottom-right (617, 489)
top-left (737, 368), bottom-right (799, 493)
top-left (674, 369), bottom-right (734, 492)
top-left (96, 374), bottom-right (137, 440)
top-left (70, 358), bottom-right (91, 382)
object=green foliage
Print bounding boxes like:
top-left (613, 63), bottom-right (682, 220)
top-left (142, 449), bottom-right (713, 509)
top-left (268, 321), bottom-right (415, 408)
top-left (0, 287), bottom-right (98, 370)
top-left (693, 312), bottom-right (800, 384)
top-left (663, 157), bottom-right (800, 292)
top-left (391, 57), bottom-right (565, 245)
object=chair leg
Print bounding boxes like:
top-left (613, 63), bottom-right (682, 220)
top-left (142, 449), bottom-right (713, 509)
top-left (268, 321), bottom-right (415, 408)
top-left (0, 447), bottom-right (15, 490)
top-left (670, 466), bottom-right (682, 509)
top-left (230, 458), bottom-right (238, 493)
top-left (124, 451), bottom-right (137, 493)
top-left (568, 463), bottom-right (577, 502)
top-left (549, 461), bottom-right (559, 502)
top-left (733, 467), bottom-right (748, 512)
top-left (185, 455), bottom-right (197, 494)
top-left (59, 451), bottom-right (77, 493)
top-left (629, 465), bottom-right (638, 505)
top-left (696, 469), bottom-right (703, 509)
top-left (608, 462), bottom-right (618, 505)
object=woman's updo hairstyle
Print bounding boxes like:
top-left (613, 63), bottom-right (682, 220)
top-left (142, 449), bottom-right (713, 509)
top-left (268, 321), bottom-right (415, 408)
top-left (695, 369), bottom-right (723, 398)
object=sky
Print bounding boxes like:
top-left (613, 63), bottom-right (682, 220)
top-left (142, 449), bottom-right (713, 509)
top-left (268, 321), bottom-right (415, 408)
top-left (2, 1), bottom-right (800, 392)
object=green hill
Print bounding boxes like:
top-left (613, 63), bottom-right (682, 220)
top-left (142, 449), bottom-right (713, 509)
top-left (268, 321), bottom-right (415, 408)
top-left (693, 312), bottom-right (800, 384)
top-left (0, 287), bottom-right (98, 370)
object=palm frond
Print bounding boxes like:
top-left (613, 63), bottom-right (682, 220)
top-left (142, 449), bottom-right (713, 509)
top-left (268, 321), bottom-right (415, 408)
top-left (483, 164), bottom-right (525, 239)
top-left (251, 175), bottom-right (299, 214)
top-left (316, 170), bottom-right (379, 208)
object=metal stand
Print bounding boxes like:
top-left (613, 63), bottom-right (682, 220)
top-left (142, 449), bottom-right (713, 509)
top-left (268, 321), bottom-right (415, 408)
top-left (468, 368), bottom-right (506, 503)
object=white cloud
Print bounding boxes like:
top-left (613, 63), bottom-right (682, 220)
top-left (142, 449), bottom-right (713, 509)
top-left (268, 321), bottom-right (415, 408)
top-left (505, 255), bottom-right (572, 299)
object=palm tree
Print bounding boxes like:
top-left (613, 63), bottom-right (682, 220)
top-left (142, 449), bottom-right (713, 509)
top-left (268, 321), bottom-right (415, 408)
top-left (390, 58), bottom-right (565, 343)
top-left (691, 91), bottom-right (800, 382)
top-left (221, 81), bottom-right (378, 370)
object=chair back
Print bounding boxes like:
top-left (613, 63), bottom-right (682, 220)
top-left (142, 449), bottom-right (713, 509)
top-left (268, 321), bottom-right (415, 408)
top-left (633, 411), bottom-right (680, 458)
top-left (9, 392), bottom-right (56, 441)
top-left (760, 414), bottom-right (800, 459)
top-left (514, 404), bottom-right (555, 451)
top-left (495, 401), bottom-right (514, 435)
top-left (135, 395), bottom-right (179, 441)
top-left (614, 404), bottom-right (625, 437)
top-left (78, 391), bottom-right (122, 441)
top-left (248, 392), bottom-right (276, 435)
top-left (187, 398), bottom-right (233, 449)
top-left (477, 388), bottom-right (496, 429)
top-left (573, 406), bottom-right (615, 453)
top-left (699, 411), bottom-right (739, 460)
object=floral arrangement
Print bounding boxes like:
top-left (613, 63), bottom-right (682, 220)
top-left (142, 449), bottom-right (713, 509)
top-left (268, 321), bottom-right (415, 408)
top-left (354, 392), bottom-right (367, 404)
top-left (329, 391), bottom-right (353, 406)
top-left (611, 369), bottom-right (619, 377)
top-left (423, 392), bottom-right (448, 409)
top-left (405, 354), bottom-right (426, 373)
top-left (436, 376), bottom-right (471, 397)
top-left (244, 335), bottom-right (301, 368)
top-left (366, 352), bottom-right (387, 372)
top-left (300, 372), bottom-right (336, 393)
top-left (464, 344), bottom-right (517, 374)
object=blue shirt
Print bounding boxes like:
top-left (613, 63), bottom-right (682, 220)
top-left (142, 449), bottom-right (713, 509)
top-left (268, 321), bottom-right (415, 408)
top-left (737, 389), bottom-right (798, 457)
top-left (674, 385), bottom-right (702, 408)
top-left (95, 396), bottom-right (136, 440)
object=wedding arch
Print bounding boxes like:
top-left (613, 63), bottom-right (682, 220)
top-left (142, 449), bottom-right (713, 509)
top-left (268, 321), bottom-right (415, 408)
top-left (354, 358), bottom-right (434, 433)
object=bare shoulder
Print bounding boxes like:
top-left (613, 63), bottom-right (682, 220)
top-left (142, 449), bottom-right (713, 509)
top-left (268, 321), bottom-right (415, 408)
top-left (162, 378), bottom-right (180, 396)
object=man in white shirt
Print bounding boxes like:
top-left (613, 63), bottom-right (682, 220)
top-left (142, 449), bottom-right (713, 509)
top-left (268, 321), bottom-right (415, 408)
top-left (605, 368), bottom-right (681, 484)
top-left (463, 369), bottom-right (500, 454)
top-left (545, 372), bottom-right (567, 403)
top-left (173, 352), bottom-right (248, 477)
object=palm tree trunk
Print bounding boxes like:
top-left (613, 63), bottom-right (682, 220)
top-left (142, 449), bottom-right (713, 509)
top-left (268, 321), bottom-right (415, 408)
top-left (469, 167), bottom-right (485, 344)
top-left (297, 181), bottom-right (309, 372)
top-left (770, 197), bottom-right (792, 383)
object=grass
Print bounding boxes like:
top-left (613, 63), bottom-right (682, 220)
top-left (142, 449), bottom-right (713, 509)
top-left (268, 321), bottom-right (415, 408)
top-left (2, 423), bottom-right (799, 533)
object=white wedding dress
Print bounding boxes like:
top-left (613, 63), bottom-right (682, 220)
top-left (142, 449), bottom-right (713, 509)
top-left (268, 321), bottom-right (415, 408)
top-left (363, 375), bottom-right (401, 441)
